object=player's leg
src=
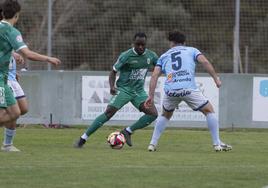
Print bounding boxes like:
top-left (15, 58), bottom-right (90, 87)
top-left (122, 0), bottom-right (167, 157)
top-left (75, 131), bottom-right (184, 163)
top-left (185, 90), bottom-right (232, 151)
top-left (83, 90), bottom-right (132, 138)
top-left (0, 85), bottom-right (21, 152)
top-left (199, 103), bottom-right (232, 151)
top-left (2, 90), bottom-right (28, 152)
top-left (185, 90), bottom-right (221, 147)
top-left (0, 109), bottom-right (13, 124)
top-left (148, 94), bottom-right (179, 151)
top-left (148, 108), bottom-right (173, 151)
top-left (121, 101), bottom-right (158, 147)
top-left (2, 104), bottom-right (21, 122)
top-left (81, 105), bottom-right (119, 140)
top-left (199, 102), bottom-right (221, 145)
top-left (120, 90), bottom-right (158, 146)
top-left (2, 119), bottom-right (20, 152)
top-left (0, 106), bottom-right (19, 124)
top-left (2, 81), bottom-right (28, 151)
top-left (74, 90), bottom-right (132, 148)
top-left (0, 84), bottom-right (20, 124)
top-left (0, 103), bottom-right (20, 153)
top-left (17, 97), bottom-right (28, 116)
top-left (74, 106), bottom-right (120, 148)
top-left (127, 99), bottom-right (158, 133)
top-left (8, 80), bottom-right (28, 116)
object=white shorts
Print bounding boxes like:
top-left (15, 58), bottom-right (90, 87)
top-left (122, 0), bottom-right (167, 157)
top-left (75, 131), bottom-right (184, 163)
top-left (7, 80), bottom-right (25, 99)
top-left (163, 89), bottom-right (208, 111)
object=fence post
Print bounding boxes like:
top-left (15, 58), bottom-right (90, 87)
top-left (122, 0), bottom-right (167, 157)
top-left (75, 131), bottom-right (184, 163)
top-left (47, 0), bottom-right (52, 71)
top-left (233, 0), bottom-right (240, 73)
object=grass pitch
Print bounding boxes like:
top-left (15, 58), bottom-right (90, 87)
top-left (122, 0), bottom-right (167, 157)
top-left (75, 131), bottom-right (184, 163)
top-left (0, 126), bottom-right (268, 188)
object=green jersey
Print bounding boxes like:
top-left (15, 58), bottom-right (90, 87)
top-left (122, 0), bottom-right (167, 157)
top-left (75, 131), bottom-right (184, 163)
top-left (0, 21), bottom-right (27, 83)
top-left (113, 48), bottom-right (158, 94)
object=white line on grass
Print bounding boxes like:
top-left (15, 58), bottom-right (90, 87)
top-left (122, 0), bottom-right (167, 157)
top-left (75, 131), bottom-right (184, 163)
top-left (0, 164), bottom-right (266, 169)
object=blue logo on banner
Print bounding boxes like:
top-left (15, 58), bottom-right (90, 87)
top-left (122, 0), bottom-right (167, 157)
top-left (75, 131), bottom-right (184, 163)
top-left (260, 80), bottom-right (268, 97)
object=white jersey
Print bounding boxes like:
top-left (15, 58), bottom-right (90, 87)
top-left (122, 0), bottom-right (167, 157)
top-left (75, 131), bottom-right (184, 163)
top-left (8, 56), bottom-right (25, 99)
top-left (8, 56), bottom-right (17, 81)
top-left (156, 46), bottom-right (201, 93)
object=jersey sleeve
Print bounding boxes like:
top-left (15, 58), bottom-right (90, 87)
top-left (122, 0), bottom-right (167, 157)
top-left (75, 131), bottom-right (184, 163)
top-left (156, 57), bottom-right (164, 68)
top-left (192, 48), bottom-right (202, 62)
top-left (151, 52), bottom-right (159, 66)
top-left (112, 53), bottom-right (127, 72)
top-left (8, 28), bottom-right (27, 51)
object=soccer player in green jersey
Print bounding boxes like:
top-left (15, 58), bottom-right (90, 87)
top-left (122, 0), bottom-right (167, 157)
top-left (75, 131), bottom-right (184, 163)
top-left (0, 0), bottom-right (61, 152)
top-left (75, 32), bottom-right (158, 148)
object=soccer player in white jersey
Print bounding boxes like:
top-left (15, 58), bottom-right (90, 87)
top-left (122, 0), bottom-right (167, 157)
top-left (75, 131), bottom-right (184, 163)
top-left (145, 31), bottom-right (232, 152)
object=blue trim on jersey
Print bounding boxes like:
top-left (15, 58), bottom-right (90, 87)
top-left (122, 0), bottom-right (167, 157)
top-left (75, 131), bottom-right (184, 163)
top-left (193, 100), bottom-right (209, 111)
top-left (8, 56), bottom-right (17, 81)
top-left (16, 95), bottom-right (26, 100)
top-left (195, 53), bottom-right (202, 61)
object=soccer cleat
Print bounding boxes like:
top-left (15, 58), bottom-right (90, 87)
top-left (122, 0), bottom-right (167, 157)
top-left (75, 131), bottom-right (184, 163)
top-left (1, 145), bottom-right (20, 152)
top-left (213, 145), bottom-right (223, 152)
top-left (213, 143), bottom-right (232, 152)
top-left (148, 144), bottom-right (156, 152)
top-left (120, 128), bottom-right (132, 147)
top-left (74, 137), bottom-right (86, 148)
top-left (220, 143), bottom-right (232, 151)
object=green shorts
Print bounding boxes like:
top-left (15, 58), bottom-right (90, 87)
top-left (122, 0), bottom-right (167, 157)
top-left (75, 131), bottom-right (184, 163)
top-left (0, 82), bottom-right (16, 108)
top-left (109, 89), bottom-right (148, 110)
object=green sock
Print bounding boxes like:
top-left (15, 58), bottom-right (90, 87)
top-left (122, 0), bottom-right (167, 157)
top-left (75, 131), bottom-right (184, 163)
top-left (129, 114), bottom-right (157, 132)
top-left (85, 113), bottom-right (109, 136)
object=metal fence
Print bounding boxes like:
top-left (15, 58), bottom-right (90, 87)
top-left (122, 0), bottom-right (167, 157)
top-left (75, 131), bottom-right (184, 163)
top-left (16, 0), bottom-right (268, 73)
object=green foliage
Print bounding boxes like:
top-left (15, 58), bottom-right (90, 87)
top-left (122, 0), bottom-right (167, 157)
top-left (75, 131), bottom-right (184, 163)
top-left (16, 0), bottom-right (268, 72)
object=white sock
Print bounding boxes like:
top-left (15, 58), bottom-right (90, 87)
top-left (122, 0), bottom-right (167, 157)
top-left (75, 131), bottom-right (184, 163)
top-left (81, 133), bottom-right (89, 140)
top-left (126, 127), bottom-right (133, 134)
top-left (206, 113), bottom-right (221, 145)
top-left (3, 128), bottom-right (16, 146)
top-left (150, 116), bottom-right (169, 146)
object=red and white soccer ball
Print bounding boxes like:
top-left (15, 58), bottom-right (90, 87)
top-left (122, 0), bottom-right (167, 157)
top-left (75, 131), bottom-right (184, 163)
top-left (107, 131), bottom-right (126, 149)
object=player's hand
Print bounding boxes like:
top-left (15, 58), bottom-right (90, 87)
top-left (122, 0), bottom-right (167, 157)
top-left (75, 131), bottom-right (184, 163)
top-left (110, 87), bottom-right (117, 95)
top-left (16, 73), bottom-right (21, 82)
top-left (144, 96), bottom-right (154, 109)
top-left (48, 57), bottom-right (61, 66)
top-left (215, 78), bottom-right (222, 88)
top-left (13, 52), bottom-right (24, 64)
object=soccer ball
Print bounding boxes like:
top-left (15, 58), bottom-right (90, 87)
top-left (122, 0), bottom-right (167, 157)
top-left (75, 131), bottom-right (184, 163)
top-left (107, 131), bottom-right (126, 149)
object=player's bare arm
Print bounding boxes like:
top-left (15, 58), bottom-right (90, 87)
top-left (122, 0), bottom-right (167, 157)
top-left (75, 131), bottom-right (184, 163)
top-left (109, 70), bottom-right (117, 95)
top-left (145, 66), bottom-right (162, 108)
top-left (19, 47), bottom-right (61, 66)
top-left (197, 54), bottom-right (221, 88)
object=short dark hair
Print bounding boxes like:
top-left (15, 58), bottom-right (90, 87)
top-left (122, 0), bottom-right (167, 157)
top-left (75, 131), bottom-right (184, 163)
top-left (133, 32), bottom-right (147, 40)
top-left (168, 31), bottom-right (186, 44)
top-left (2, 0), bottom-right (21, 19)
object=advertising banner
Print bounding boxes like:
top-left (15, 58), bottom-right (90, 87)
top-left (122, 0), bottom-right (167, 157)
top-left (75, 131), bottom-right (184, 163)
top-left (82, 76), bottom-right (219, 121)
top-left (253, 77), bottom-right (268, 121)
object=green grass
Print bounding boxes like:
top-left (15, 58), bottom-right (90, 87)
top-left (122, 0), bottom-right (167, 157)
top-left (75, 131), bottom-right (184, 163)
top-left (0, 126), bottom-right (268, 188)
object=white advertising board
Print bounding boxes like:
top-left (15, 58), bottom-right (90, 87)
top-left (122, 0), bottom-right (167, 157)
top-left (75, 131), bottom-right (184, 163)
top-left (82, 76), bottom-right (219, 121)
top-left (252, 77), bottom-right (268, 121)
